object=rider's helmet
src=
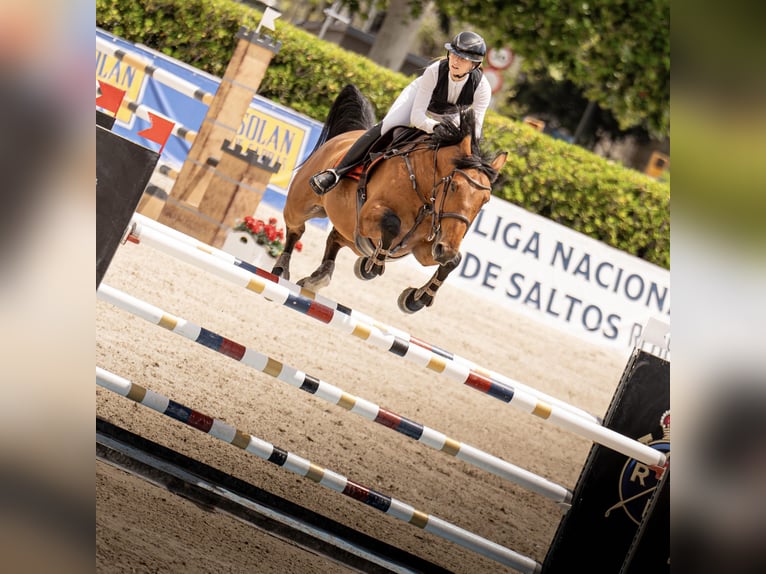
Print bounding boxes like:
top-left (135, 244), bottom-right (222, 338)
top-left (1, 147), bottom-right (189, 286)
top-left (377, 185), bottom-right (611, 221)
top-left (444, 31), bottom-right (487, 63)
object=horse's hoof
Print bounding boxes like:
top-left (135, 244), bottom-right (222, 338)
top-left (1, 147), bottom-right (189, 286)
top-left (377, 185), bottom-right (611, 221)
top-left (398, 288), bottom-right (425, 314)
top-left (274, 268), bottom-right (290, 281)
top-left (272, 254), bottom-right (291, 280)
top-left (354, 257), bottom-right (379, 280)
top-left (298, 274), bottom-right (331, 292)
top-left (297, 280), bottom-right (323, 293)
top-left (296, 277), bottom-right (318, 292)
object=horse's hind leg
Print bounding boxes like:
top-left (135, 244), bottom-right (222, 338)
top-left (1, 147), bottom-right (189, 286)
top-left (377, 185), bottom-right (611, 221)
top-left (398, 253), bottom-right (462, 314)
top-left (297, 227), bottom-right (345, 292)
top-left (272, 223), bottom-right (305, 280)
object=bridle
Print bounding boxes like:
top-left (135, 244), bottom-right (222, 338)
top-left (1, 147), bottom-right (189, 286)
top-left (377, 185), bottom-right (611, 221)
top-left (393, 147), bottom-right (491, 251)
top-left (352, 137), bottom-right (491, 259)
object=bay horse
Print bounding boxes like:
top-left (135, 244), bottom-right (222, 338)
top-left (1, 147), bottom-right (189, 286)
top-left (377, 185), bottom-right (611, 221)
top-left (272, 84), bottom-right (507, 313)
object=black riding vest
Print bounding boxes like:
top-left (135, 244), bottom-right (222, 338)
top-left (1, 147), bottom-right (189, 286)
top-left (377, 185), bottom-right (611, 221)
top-left (427, 59), bottom-right (482, 115)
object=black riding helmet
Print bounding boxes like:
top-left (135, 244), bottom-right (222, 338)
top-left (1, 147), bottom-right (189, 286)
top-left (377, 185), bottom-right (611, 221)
top-left (444, 31), bottom-right (487, 63)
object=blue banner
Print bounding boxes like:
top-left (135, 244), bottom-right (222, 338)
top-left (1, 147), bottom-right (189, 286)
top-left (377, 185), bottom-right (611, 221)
top-left (96, 28), bottom-right (323, 210)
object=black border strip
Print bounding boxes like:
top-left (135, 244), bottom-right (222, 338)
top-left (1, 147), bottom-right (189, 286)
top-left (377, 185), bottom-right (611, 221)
top-left (96, 417), bottom-right (450, 574)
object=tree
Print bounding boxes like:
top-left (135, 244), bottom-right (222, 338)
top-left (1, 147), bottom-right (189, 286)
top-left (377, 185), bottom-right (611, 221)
top-left (336, 0), bottom-right (436, 71)
top-left (367, 0), bottom-right (432, 71)
top-left (434, 0), bottom-right (669, 138)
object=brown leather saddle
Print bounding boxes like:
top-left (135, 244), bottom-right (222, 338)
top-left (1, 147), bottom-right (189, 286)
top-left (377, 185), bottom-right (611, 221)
top-left (347, 126), bottom-right (430, 198)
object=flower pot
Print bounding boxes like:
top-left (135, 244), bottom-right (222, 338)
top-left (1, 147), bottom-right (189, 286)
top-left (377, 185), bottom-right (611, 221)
top-left (221, 231), bottom-right (274, 269)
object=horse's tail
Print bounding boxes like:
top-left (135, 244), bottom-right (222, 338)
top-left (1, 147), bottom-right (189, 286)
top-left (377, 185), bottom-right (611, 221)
top-left (310, 84), bottom-right (376, 155)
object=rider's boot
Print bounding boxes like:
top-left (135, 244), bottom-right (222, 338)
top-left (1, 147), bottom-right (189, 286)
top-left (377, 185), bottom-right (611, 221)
top-left (310, 123), bottom-right (383, 195)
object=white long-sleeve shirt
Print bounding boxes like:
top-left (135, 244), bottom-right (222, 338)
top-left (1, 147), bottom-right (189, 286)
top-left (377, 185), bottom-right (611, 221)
top-left (381, 59), bottom-right (492, 140)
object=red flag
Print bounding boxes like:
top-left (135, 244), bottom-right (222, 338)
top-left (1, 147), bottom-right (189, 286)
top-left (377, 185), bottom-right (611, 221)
top-left (96, 81), bottom-right (125, 115)
top-left (137, 112), bottom-right (175, 154)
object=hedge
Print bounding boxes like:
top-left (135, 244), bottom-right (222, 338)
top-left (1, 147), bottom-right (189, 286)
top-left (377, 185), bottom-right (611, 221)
top-left (96, 0), bottom-right (670, 269)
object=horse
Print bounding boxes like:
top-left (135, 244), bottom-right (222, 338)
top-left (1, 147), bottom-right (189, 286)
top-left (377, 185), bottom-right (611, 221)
top-left (272, 84), bottom-right (507, 313)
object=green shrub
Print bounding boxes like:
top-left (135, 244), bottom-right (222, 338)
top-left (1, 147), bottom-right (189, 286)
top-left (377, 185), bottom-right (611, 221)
top-left (97, 0), bottom-right (669, 268)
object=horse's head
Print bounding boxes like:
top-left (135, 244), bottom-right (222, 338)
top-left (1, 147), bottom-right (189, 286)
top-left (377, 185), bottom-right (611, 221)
top-left (429, 118), bottom-right (507, 264)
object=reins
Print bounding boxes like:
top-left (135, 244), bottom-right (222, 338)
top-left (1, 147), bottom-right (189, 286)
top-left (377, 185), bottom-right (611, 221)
top-left (395, 145), bottom-right (490, 248)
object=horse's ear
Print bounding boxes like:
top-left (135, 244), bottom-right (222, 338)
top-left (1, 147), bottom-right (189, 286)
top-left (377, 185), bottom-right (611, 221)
top-left (492, 151), bottom-right (508, 172)
top-left (459, 134), bottom-right (472, 156)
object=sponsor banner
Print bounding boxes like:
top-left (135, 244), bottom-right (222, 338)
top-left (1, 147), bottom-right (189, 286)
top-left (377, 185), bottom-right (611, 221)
top-left (453, 197), bottom-right (670, 351)
top-left (232, 105), bottom-right (309, 191)
top-left (94, 49), bottom-right (147, 125)
top-left (95, 28), bottom-right (323, 206)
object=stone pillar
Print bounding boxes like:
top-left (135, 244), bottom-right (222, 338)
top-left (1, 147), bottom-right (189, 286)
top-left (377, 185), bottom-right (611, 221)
top-left (157, 27), bottom-right (282, 240)
top-left (208, 141), bottom-right (281, 248)
top-left (155, 139), bottom-right (280, 247)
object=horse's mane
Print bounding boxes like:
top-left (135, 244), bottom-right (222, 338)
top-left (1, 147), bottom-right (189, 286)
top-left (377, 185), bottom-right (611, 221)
top-left (431, 108), bottom-right (501, 184)
top-left (311, 85), bottom-right (376, 154)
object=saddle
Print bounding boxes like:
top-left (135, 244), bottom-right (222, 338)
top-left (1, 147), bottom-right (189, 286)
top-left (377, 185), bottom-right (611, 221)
top-left (349, 127), bottom-right (432, 258)
top-left (345, 126), bottom-right (430, 187)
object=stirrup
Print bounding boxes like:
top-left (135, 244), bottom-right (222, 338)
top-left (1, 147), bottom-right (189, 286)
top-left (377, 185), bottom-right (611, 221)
top-left (310, 169), bottom-right (340, 195)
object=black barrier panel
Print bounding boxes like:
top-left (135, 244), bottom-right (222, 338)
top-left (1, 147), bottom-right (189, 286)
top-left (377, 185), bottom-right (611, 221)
top-left (96, 417), bottom-right (450, 574)
top-left (96, 110), bottom-right (116, 130)
top-left (621, 468), bottom-right (670, 573)
top-left (96, 126), bottom-right (158, 288)
top-left (543, 348), bottom-right (670, 573)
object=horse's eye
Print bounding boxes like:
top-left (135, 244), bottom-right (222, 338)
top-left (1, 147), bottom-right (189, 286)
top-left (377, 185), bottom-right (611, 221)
top-left (450, 181), bottom-right (457, 192)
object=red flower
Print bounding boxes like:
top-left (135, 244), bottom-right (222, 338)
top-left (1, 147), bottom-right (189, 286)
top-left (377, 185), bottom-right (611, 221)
top-left (295, 241), bottom-right (303, 252)
top-left (234, 216), bottom-right (291, 259)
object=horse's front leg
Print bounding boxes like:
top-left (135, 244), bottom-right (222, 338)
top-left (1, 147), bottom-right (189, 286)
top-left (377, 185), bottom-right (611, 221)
top-left (297, 227), bottom-right (346, 292)
top-left (398, 252), bottom-right (462, 314)
top-left (272, 223), bottom-right (305, 280)
top-left (355, 209), bottom-right (400, 280)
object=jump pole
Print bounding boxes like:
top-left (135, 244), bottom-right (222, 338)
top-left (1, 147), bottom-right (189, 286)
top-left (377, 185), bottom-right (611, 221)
top-left (122, 217), bottom-right (665, 469)
top-left (96, 365), bottom-right (542, 574)
top-left (121, 98), bottom-right (198, 144)
top-left (96, 35), bottom-right (215, 105)
top-left (129, 213), bottom-right (600, 424)
top-left (96, 283), bottom-right (571, 504)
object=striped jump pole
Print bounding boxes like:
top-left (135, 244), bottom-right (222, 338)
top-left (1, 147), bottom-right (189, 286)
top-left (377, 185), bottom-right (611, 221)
top-left (129, 213), bottom-right (600, 424)
top-left (123, 216), bottom-right (666, 469)
top-left (96, 366), bottom-right (542, 574)
top-left (95, 82), bottom-right (199, 144)
top-left (123, 99), bottom-right (198, 144)
top-left (157, 163), bottom-right (179, 180)
top-left (97, 283), bottom-right (572, 504)
top-left (96, 36), bottom-right (215, 106)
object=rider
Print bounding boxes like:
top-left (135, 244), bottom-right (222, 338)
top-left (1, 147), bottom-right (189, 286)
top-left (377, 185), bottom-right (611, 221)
top-left (310, 31), bottom-right (492, 195)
